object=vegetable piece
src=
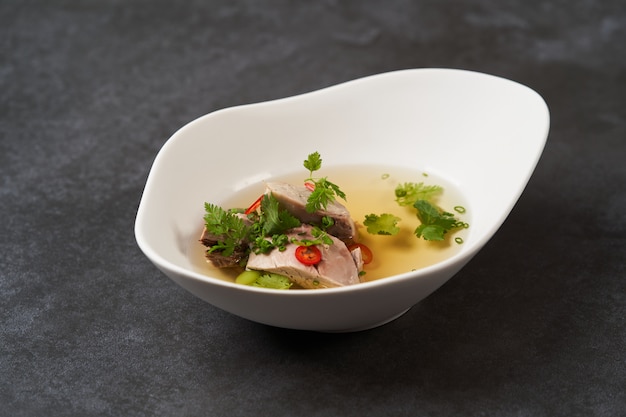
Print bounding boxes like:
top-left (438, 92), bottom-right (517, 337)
top-left (244, 195), bottom-right (263, 215)
top-left (295, 245), bottom-right (322, 266)
top-left (303, 152), bottom-right (346, 213)
top-left (236, 270), bottom-right (261, 285)
top-left (253, 273), bottom-right (292, 289)
top-left (413, 199), bottom-right (460, 241)
top-left (236, 270), bottom-right (292, 289)
top-left (363, 213), bottom-right (401, 235)
top-left (395, 182), bottom-right (443, 206)
top-left (348, 242), bottom-right (373, 264)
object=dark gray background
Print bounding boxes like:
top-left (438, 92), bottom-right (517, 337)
top-left (2, 1), bottom-right (624, 416)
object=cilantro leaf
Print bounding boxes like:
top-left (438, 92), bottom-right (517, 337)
top-left (305, 177), bottom-right (347, 213)
top-left (302, 152), bottom-right (347, 213)
top-left (395, 182), bottom-right (443, 206)
top-left (363, 213), bottom-right (401, 235)
top-left (413, 199), bottom-right (459, 241)
top-left (325, 178), bottom-right (346, 200)
top-left (303, 152), bottom-right (322, 175)
top-left (260, 193), bottom-right (301, 236)
top-left (415, 224), bottom-right (448, 241)
top-left (248, 193), bottom-right (301, 254)
top-left (306, 178), bottom-right (335, 212)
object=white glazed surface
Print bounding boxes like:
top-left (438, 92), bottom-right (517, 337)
top-left (135, 68), bottom-right (549, 332)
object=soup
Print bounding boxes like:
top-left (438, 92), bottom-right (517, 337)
top-left (189, 165), bottom-right (469, 285)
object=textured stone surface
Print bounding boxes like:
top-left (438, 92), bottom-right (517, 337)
top-left (1, 1), bottom-right (624, 416)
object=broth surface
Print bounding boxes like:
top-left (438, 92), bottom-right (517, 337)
top-left (189, 165), bottom-right (469, 285)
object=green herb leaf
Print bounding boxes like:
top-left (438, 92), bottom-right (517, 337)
top-left (236, 270), bottom-right (292, 289)
top-left (363, 213), bottom-right (401, 235)
top-left (320, 215), bottom-right (334, 229)
top-left (303, 151), bottom-right (323, 175)
top-left (395, 182), bottom-right (443, 206)
top-left (305, 177), bottom-right (347, 213)
top-left (248, 193), bottom-right (300, 254)
top-left (302, 153), bottom-right (347, 213)
top-left (260, 193), bottom-right (301, 236)
top-left (413, 199), bottom-right (459, 241)
top-left (203, 203), bottom-right (249, 256)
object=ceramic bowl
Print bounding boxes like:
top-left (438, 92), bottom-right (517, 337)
top-left (135, 68), bottom-right (549, 332)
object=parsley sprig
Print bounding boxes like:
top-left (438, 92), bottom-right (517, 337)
top-left (203, 203), bottom-right (248, 256)
top-left (303, 152), bottom-right (346, 213)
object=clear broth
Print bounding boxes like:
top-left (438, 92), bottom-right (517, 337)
top-left (189, 165), bottom-right (469, 285)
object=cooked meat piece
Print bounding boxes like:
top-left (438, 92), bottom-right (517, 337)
top-left (204, 246), bottom-right (248, 268)
top-left (246, 225), bottom-right (361, 289)
top-left (350, 246), bottom-right (364, 272)
top-left (264, 182), bottom-right (357, 241)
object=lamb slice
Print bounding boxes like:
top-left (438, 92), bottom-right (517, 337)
top-left (264, 182), bottom-right (357, 241)
top-left (350, 246), bottom-right (364, 272)
top-left (246, 225), bottom-right (361, 289)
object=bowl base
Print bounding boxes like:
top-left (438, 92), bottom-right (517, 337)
top-left (319, 307), bottom-right (412, 333)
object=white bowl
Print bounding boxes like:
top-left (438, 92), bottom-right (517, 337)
top-left (135, 68), bottom-right (549, 332)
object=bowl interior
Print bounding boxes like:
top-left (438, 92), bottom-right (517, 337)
top-left (136, 68), bottom-right (549, 290)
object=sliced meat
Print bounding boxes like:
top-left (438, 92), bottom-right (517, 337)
top-left (246, 225), bottom-right (361, 289)
top-left (264, 182), bottom-right (357, 241)
top-left (350, 246), bottom-right (364, 272)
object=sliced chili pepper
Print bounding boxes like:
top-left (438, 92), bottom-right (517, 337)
top-left (347, 243), bottom-right (373, 264)
top-left (304, 182), bottom-right (315, 192)
top-left (295, 245), bottom-right (322, 266)
top-left (244, 194), bottom-right (264, 215)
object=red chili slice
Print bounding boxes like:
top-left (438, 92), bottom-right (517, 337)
top-left (244, 194), bottom-right (264, 215)
top-left (347, 243), bottom-right (373, 264)
top-left (304, 182), bottom-right (315, 192)
top-left (295, 245), bottom-right (322, 266)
